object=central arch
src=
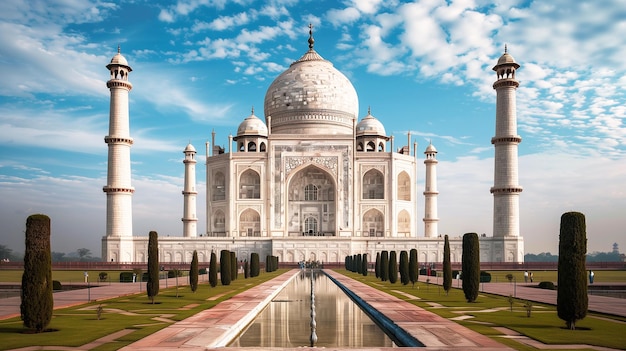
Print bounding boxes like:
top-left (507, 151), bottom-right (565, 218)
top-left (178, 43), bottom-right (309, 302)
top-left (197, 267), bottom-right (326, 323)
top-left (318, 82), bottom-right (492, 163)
top-left (287, 165), bottom-right (336, 236)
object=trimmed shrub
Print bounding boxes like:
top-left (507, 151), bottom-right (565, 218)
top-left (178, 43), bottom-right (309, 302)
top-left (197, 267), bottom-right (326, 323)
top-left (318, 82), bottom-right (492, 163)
top-left (557, 211), bottom-right (588, 330)
top-left (389, 251), bottom-right (398, 284)
top-left (362, 253), bottom-right (368, 277)
top-left (462, 232), bottom-right (480, 302)
top-left (220, 250), bottom-right (231, 286)
top-left (199, 267), bottom-right (207, 275)
top-left (443, 235), bottom-right (452, 294)
top-left (250, 253), bottom-right (260, 277)
top-left (52, 280), bottom-right (62, 291)
top-left (244, 260), bottom-right (249, 279)
top-left (190, 250), bottom-right (199, 292)
top-left (380, 251), bottom-right (389, 282)
top-left (375, 252), bottom-right (381, 278)
top-left (409, 249), bottom-right (418, 287)
top-left (120, 272), bottom-right (134, 282)
top-left (480, 271), bottom-right (492, 282)
top-left (209, 252), bottom-right (217, 287)
top-left (99, 272), bottom-right (108, 282)
top-left (230, 251), bottom-right (237, 281)
top-left (168, 269), bottom-right (182, 278)
top-left (399, 251), bottom-right (409, 285)
top-left (21, 214), bottom-right (53, 332)
top-left (147, 231), bottom-right (159, 303)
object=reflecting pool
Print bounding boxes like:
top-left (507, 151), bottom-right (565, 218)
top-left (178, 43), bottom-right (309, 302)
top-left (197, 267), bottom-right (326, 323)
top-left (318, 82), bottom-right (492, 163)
top-left (229, 270), bottom-right (395, 348)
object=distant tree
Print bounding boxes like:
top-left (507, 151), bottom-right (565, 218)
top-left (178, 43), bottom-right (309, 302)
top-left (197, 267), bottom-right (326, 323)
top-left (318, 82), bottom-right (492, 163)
top-left (557, 212), bottom-right (588, 330)
top-left (76, 248), bottom-right (91, 261)
top-left (189, 250), bottom-right (199, 293)
top-left (389, 251), bottom-right (398, 284)
top-left (409, 249), bottom-right (418, 288)
top-left (0, 244), bottom-right (14, 261)
top-left (230, 251), bottom-right (237, 281)
top-left (380, 251), bottom-right (389, 281)
top-left (265, 255), bottom-right (271, 272)
top-left (250, 253), bottom-right (260, 277)
top-left (361, 253), bottom-right (368, 276)
top-left (244, 259), bottom-right (249, 279)
top-left (220, 250), bottom-right (231, 286)
top-left (20, 214), bottom-right (53, 332)
top-left (51, 251), bottom-right (66, 262)
top-left (146, 231), bottom-right (159, 303)
top-left (375, 252), bottom-right (381, 278)
top-left (208, 251), bottom-right (217, 287)
top-left (399, 250), bottom-right (409, 285)
top-left (356, 254), bottom-right (362, 274)
top-left (462, 233), bottom-right (480, 302)
top-left (443, 235), bottom-right (452, 295)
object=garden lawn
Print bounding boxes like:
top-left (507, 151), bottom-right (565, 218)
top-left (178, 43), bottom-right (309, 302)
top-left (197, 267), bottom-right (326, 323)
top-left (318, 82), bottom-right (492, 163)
top-left (338, 270), bottom-right (626, 350)
top-left (0, 269), bottom-right (286, 350)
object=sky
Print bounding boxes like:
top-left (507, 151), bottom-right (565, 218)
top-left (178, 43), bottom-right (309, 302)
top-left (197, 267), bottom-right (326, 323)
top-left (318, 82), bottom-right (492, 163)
top-left (0, 0), bottom-right (624, 258)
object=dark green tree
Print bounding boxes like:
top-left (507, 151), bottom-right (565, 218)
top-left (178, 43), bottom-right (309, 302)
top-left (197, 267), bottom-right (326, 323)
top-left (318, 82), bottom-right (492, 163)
top-left (375, 252), bottom-right (380, 278)
top-left (361, 253), bottom-right (368, 276)
top-left (399, 250), bottom-right (409, 285)
top-left (20, 214), bottom-right (53, 332)
top-left (380, 251), bottom-right (389, 281)
top-left (220, 250), bottom-right (231, 286)
top-left (443, 235), bottom-right (452, 295)
top-left (230, 251), bottom-right (237, 281)
top-left (209, 251), bottom-right (217, 287)
top-left (147, 231), bottom-right (159, 303)
top-left (265, 255), bottom-right (271, 272)
top-left (250, 253), bottom-right (260, 277)
top-left (462, 233), bottom-right (480, 302)
top-left (356, 254), bottom-right (362, 274)
top-left (76, 248), bottom-right (91, 261)
top-left (389, 251), bottom-right (398, 283)
top-left (189, 250), bottom-right (199, 292)
top-left (409, 248), bottom-right (418, 288)
top-left (244, 259), bottom-right (249, 279)
top-left (557, 212), bottom-right (588, 330)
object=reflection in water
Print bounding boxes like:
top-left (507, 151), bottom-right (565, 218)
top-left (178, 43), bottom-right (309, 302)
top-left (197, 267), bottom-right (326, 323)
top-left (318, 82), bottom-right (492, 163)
top-left (229, 270), bottom-right (395, 348)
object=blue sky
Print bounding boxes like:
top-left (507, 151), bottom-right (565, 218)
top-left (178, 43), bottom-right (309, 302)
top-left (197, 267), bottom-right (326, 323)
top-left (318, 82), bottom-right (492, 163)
top-left (0, 0), bottom-right (624, 257)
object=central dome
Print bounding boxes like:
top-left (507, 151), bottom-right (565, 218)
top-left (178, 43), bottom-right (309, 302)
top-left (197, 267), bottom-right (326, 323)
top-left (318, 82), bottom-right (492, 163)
top-left (263, 39), bottom-right (358, 135)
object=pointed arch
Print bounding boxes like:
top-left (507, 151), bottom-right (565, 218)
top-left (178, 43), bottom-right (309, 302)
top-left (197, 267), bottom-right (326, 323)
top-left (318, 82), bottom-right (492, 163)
top-left (362, 208), bottom-right (384, 237)
top-left (239, 208), bottom-right (260, 237)
top-left (212, 171), bottom-right (225, 201)
top-left (213, 210), bottom-right (225, 233)
top-left (287, 165), bottom-right (336, 236)
top-left (363, 169), bottom-right (384, 199)
top-left (397, 209), bottom-right (410, 235)
top-left (397, 171), bottom-right (411, 201)
top-left (239, 169), bottom-right (260, 199)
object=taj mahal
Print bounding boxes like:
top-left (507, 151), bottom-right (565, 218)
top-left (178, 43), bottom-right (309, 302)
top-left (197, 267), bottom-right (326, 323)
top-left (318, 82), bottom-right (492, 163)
top-left (102, 29), bottom-right (524, 264)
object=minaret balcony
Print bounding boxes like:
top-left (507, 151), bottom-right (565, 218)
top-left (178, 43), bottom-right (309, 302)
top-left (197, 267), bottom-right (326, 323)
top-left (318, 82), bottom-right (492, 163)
top-left (106, 80), bottom-right (133, 90)
top-left (490, 186), bottom-right (523, 194)
top-left (491, 136), bottom-right (522, 144)
top-left (492, 79), bottom-right (519, 89)
top-left (104, 136), bottom-right (134, 145)
top-left (103, 186), bottom-right (135, 193)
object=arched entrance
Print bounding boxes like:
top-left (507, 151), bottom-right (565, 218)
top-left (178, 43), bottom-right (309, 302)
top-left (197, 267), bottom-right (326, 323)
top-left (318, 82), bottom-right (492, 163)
top-left (287, 165), bottom-right (336, 236)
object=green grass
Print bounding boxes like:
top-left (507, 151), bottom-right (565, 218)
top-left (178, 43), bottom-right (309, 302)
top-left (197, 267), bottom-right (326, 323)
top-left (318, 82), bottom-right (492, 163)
top-left (338, 270), bottom-right (626, 350)
top-left (485, 270), bottom-right (626, 284)
top-left (0, 269), bottom-right (189, 283)
top-left (0, 269), bottom-right (286, 350)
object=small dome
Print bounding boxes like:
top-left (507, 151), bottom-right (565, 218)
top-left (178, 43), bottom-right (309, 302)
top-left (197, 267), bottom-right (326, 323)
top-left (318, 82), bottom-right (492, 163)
top-left (107, 46), bottom-right (132, 71)
top-left (184, 143), bottom-right (196, 153)
top-left (237, 109), bottom-right (268, 137)
top-left (425, 142), bottom-right (437, 153)
top-left (356, 109), bottom-right (386, 137)
top-left (493, 45), bottom-right (519, 70)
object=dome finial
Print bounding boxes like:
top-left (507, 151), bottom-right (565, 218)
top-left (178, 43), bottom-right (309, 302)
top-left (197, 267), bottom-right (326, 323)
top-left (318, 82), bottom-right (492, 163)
top-left (368, 106), bottom-right (371, 115)
top-left (308, 23), bottom-right (315, 49)
top-left (118, 44), bottom-right (121, 54)
top-left (504, 43), bottom-right (508, 54)
top-left (251, 106), bottom-right (254, 115)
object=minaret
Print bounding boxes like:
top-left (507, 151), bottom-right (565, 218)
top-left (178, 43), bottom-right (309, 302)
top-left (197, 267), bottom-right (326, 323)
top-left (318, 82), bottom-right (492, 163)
top-left (491, 45), bottom-right (523, 239)
top-left (423, 142), bottom-right (439, 238)
top-left (103, 46), bottom-right (134, 262)
top-left (182, 143), bottom-right (198, 237)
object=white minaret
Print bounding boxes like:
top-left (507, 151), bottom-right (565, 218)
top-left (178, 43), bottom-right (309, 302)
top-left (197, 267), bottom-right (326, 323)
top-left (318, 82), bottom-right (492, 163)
top-left (103, 46), bottom-right (134, 262)
top-left (491, 45), bottom-right (523, 238)
top-left (423, 142), bottom-right (439, 238)
top-left (182, 143), bottom-right (198, 237)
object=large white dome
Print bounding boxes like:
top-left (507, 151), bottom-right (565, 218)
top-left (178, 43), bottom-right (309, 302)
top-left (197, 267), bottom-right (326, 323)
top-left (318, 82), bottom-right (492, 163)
top-left (263, 44), bottom-right (358, 135)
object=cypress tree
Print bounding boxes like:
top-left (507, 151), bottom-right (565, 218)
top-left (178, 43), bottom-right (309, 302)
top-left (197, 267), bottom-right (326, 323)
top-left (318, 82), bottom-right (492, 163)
top-left (389, 251), bottom-right (398, 283)
top-left (409, 248), bottom-right (418, 288)
top-left (399, 250), bottom-right (409, 285)
top-left (209, 251), bottom-right (217, 287)
top-left (380, 251), bottom-right (389, 281)
top-left (20, 214), bottom-right (53, 332)
top-left (244, 259), bottom-right (249, 279)
top-left (346, 256), bottom-right (351, 271)
top-left (375, 252), bottom-right (380, 278)
top-left (462, 233), bottom-right (480, 302)
top-left (250, 253), bottom-right (260, 277)
top-left (147, 231), bottom-right (159, 303)
top-left (362, 253), bottom-right (368, 276)
top-left (443, 235), bottom-right (452, 295)
top-left (230, 251), bottom-right (237, 281)
top-left (557, 212), bottom-right (588, 330)
top-left (220, 250), bottom-right (231, 286)
top-left (265, 255), bottom-right (271, 272)
top-left (189, 250), bottom-right (199, 292)
top-left (356, 254), bottom-right (362, 274)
